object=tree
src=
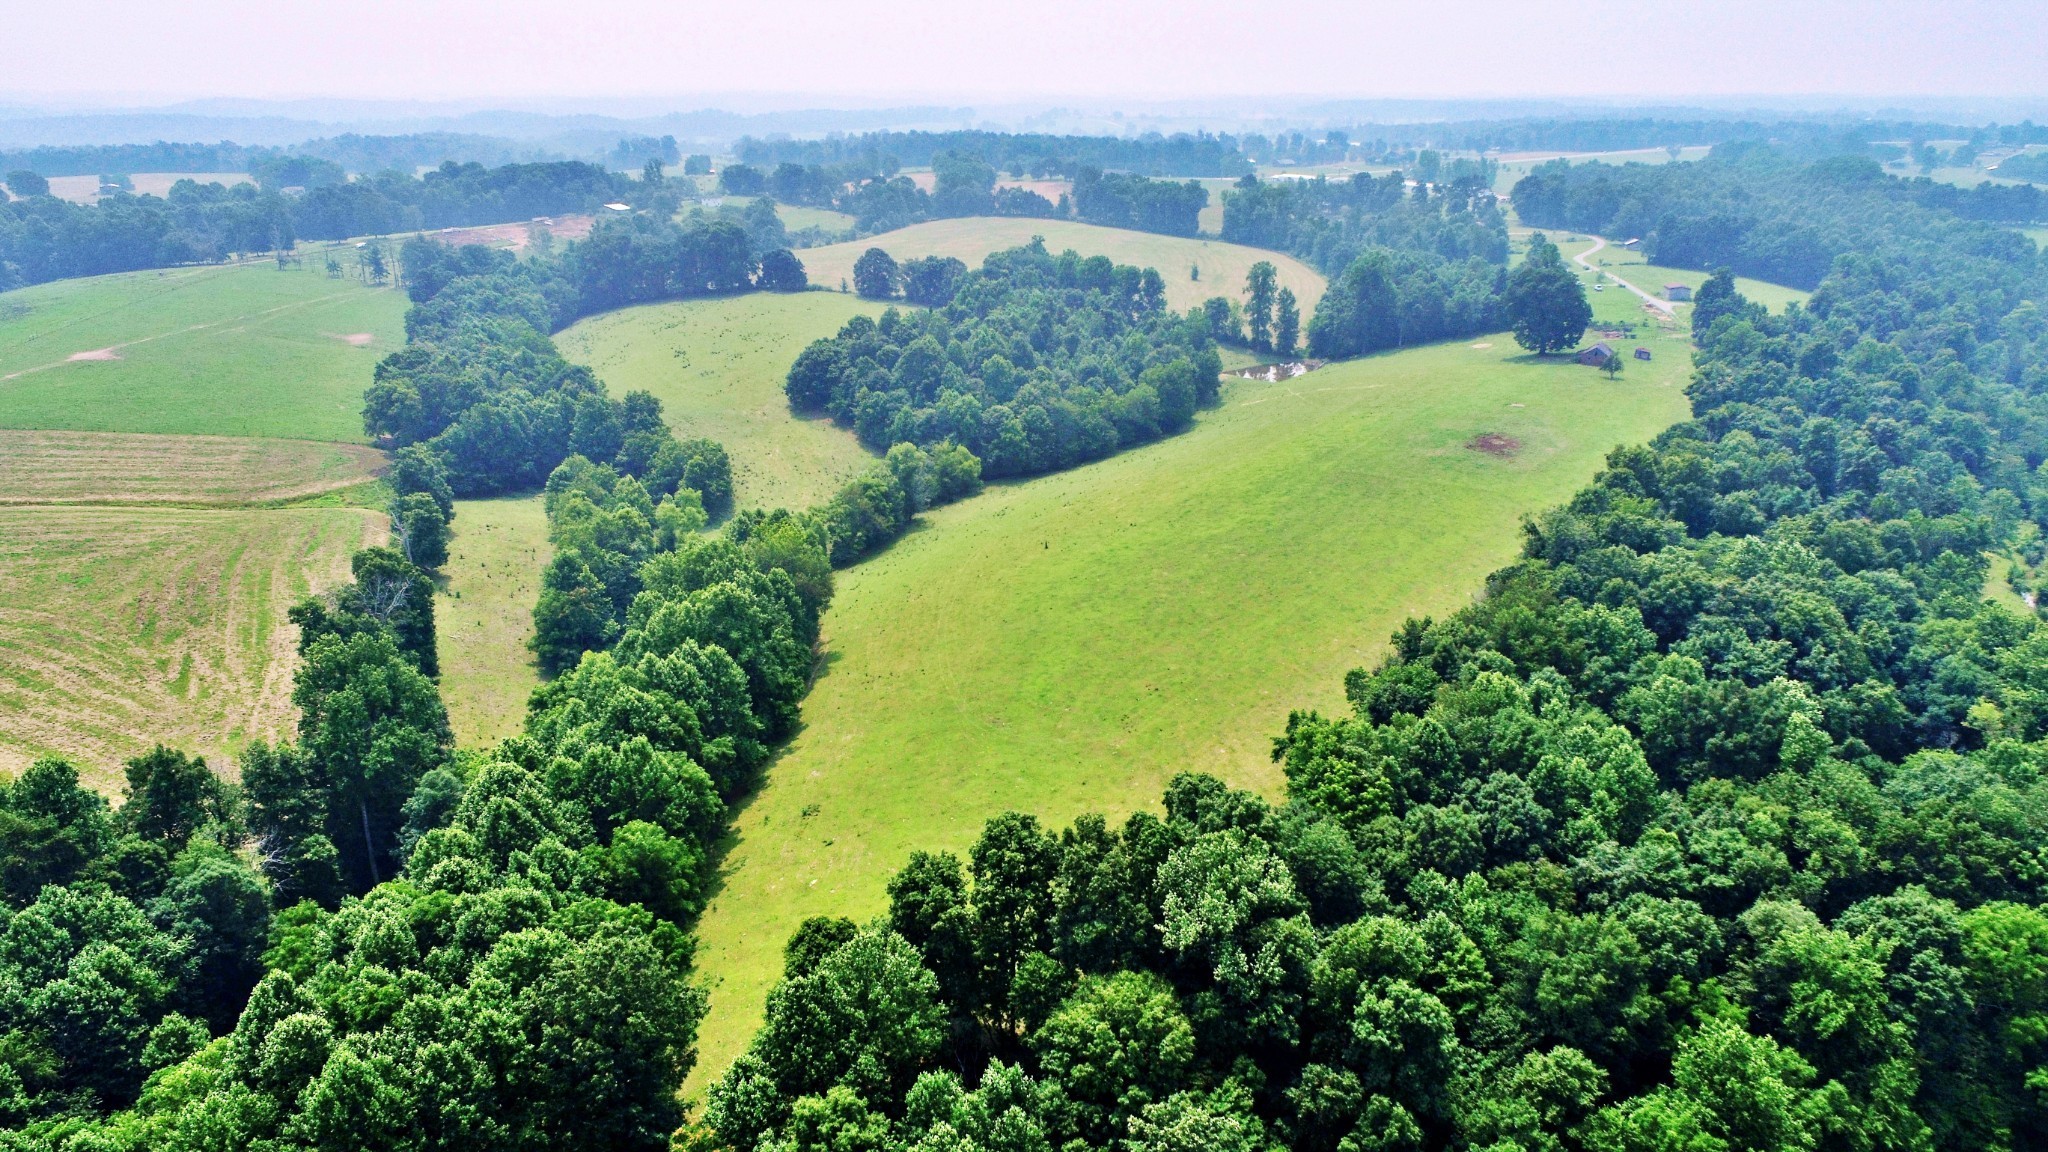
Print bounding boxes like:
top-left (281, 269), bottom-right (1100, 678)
top-left (1274, 287), bottom-right (1300, 358)
top-left (902, 255), bottom-right (967, 307)
top-left (120, 746), bottom-right (229, 846)
top-left (719, 164), bottom-right (766, 196)
top-left (533, 551), bottom-right (620, 673)
top-left (756, 248), bottom-right (808, 292)
top-left (292, 630), bottom-right (449, 889)
top-left (5, 170), bottom-right (48, 198)
top-left (1504, 233), bottom-right (1591, 354)
top-left (388, 492), bottom-right (450, 569)
top-left (1690, 267), bottom-right (1746, 334)
top-left (853, 247), bottom-right (899, 299)
top-left (1245, 262), bottom-right (1278, 352)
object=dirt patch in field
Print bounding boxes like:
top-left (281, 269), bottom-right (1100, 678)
top-left (328, 332), bottom-right (375, 346)
top-left (68, 348), bottom-right (121, 361)
top-left (1466, 433), bottom-right (1522, 457)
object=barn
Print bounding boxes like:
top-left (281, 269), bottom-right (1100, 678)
top-left (1576, 342), bottom-right (1616, 367)
top-left (1665, 283), bottom-right (1694, 302)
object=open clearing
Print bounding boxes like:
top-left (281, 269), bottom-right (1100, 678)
top-left (42, 173), bottom-right (253, 204)
top-left (0, 504), bottom-right (382, 787)
top-left (557, 292), bottom-right (891, 511)
top-left (792, 218), bottom-right (1325, 313)
top-left (0, 260), bottom-right (406, 441)
top-left (0, 430), bottom-right (384, 506)
top-left (436, 496), bottom-right (549, 748)
top-left (685, 332), bottom-right (1694, 1088)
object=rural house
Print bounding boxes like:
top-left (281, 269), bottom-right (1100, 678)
top-left (1576, 341), bottom-right (1616, 367)
top-left (1664, 282), bottom-right (1693, 301)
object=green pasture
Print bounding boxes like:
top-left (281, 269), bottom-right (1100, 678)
top-left (437, 495), bottom-right (550, 749)
top-left (0, 260), bottom-right (405, 441)
top-left (685, 331), bottom-right (1694, 1090)
top-left (776, 204), bottom-right (857, 232)
top-left (557, 293), bottom-right (889, 512)
top-left (792, 218), bottom-right (1326, 314)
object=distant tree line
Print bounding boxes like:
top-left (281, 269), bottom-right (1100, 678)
top-left (0, 133), bottom-right (559, 180)
top-left (1513, 144), bottom-right (2047, 289)
top-left (0, 159), bottom-right (646, 290)
top-left (787, 239), bottom-right (1224, 479)
top-left (735, 129), bottom-right (1251, 178)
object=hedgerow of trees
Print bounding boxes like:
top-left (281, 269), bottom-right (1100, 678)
top-left (786, 239), bottom-right (1223, 478)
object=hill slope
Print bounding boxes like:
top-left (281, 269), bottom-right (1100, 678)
top-left (685, 332), bottom-right (1693, 1088)
top-left (0, 261), bottom-right (405, 441)
top-left (556, 292), bottom-right (888, 511)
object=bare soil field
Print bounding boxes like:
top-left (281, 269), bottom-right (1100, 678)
top-left (425, 214), bottom-right (595, 250)
top-left (0, 430), bottom-right (385, 506)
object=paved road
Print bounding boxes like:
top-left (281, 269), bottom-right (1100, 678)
top-left (1572, 235), bottom-right (1675, 317)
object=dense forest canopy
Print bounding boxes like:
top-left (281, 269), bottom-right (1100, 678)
top-left (709, 145), bottom-right (2048, 1151)
top-left (1513, 145), bottom-right (2046, 289)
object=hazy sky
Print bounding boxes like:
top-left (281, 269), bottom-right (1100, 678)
top-left (3, 0), bottom-right (2043, 105)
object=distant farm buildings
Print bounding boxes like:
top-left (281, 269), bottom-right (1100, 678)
top-left (1577, 341), bottom-right (1616, 367)
top-left (1634, 347), bottom-right (1653, 360)
top-left (1664, 283), bottom-right (1693, 302)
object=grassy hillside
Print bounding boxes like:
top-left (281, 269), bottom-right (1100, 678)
top-left (0, 261), bottom-right (405, 441)
top-left (0, 504), bottom-right (380, 786)
top-left (437, 495), bottom-right (549, 748)
top-left (685, 332), bottom-right (1694, 1089)
top-left (557, 293), bottom-right (889, 511)
top-left (792, 218), bottom-right (1325, 313)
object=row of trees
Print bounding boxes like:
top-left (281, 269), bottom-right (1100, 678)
top-left (706, 142), bottom-right (2048, 1152)
top-left (0, 159), bottom-right (640, 290)
top-left (786, 240), bottom-right (1224, 478)
top-left (363, 224), bottom-right (783, 498)
top-left (0, 189), bottom-right (816, 1147)
top-left (1222, 171), bottom-right (1510, 274)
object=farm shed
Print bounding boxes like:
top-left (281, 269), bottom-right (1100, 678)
top-left (1664, 283), bottom-right (1693, 302)
top-left (1576, 342), bottom-right (1615, 367)
top-left (1634, 347), bottom-right (1652, 360)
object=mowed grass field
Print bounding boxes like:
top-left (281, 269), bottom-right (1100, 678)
top-left (0, 430), bottom-right (385, 506)
top-left (0, 503), bottom-right (382, 787)
top-left (557, 293), bottom-right (889, 511)
top-left (436, 496), bottom-right (549, 748)
top-left (0, 260), bottom-right (406, 441)
top-left (686, 333), bottom-right (1695, 1088)
top-left (793, 218), bottom-right (1325, 313)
